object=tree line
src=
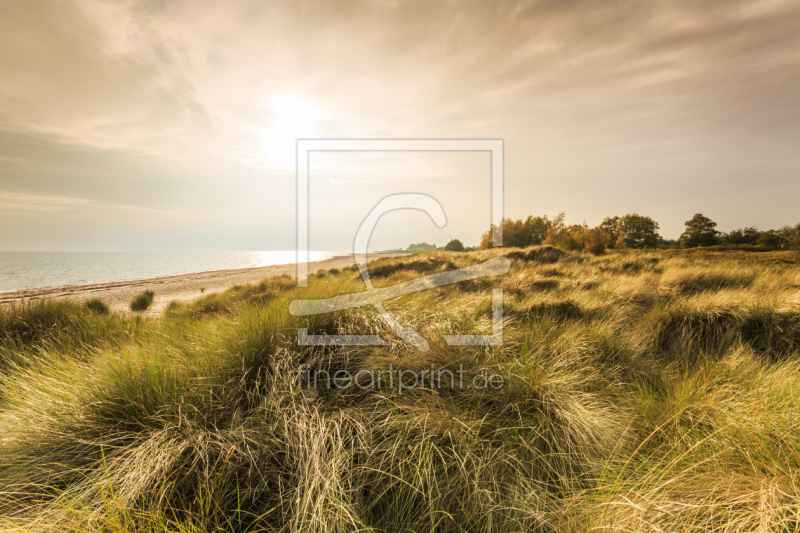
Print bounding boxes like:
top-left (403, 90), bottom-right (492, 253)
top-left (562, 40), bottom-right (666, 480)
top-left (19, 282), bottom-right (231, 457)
top-left (478, 213), bottom-right (800, 254)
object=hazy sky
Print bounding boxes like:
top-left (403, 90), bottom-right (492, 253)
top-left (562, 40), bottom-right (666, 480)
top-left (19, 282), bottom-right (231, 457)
top-left (1, 0), bottom-right (798, 251)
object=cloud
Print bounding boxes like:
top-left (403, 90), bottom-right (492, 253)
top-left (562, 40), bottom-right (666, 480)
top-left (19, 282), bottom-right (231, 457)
top-left (0, 190), bottom-right (216, 220)
top-left (0, 191), bottom-right (90, 213)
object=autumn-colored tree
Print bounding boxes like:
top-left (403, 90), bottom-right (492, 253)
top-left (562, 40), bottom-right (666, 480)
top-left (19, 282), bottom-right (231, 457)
top-left (478, 215), bottom-right (553, 249)
top-left (565, 224), bottom-right (589, 251)
top-left (543, 213), bottom-right (568, 246)
top-left (478, 227), bottom-right (495, 250)
top-left (584, 228), bottom-right (610, 255)
top-left (543, 214), bottom-right (590, 251)
top-left (615, 213), bottom-right (660, 249)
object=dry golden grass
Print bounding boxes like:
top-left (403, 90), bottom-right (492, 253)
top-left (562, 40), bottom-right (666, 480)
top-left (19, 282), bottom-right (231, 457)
top-left (0, 247), bottom-right (799, 531)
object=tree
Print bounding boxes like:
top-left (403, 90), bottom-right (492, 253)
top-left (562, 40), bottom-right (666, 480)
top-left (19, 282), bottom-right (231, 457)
top-left (444, 238), bottom-right (465, 252)
top-left (599, 216), bottom-right (621, 249)
top-left (725, 226), bottom-right (760, 246)
top-left (786, 224), bottom-right (800, 254)
top-left (478, 215), bottom-right (553, 249)
top-left (543, 213), bottom-right (568, 247)
top-left (478, 227), bottom-right (494, 250)
top-left (615, 213), bottom-right (660, 249)
top-left (524, 215), bottom-right (551, 245)
top-left (758, 230), bottom-right (782, 249)
top-left (680, 213), bottom-right (719, 248)
top-left (584, 228), bottom-right (610, 255)
top-left (542, 215), bottom-right (593, 251)
top-left (598, 216), bottom-right (620, 248)
top-left (565, 223), bottom-right (589, 251)
top-left (408, 242), bottom-right (437, 251)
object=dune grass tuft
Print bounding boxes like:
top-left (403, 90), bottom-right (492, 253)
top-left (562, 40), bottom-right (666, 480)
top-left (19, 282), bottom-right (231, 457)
top-left (129, 290), bottom-right (155, 312)
top-left (85, 297), bottom-right (110, 315)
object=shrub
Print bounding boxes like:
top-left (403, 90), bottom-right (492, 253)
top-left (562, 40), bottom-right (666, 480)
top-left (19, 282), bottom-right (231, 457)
top-left (129, 290), bottom-right (155, 312)
top-left (85, 298), bottom-right (109, 314)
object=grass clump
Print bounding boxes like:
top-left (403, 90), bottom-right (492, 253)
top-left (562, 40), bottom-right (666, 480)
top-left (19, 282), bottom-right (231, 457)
top-left (129, 290), bottom-right (155, 312)
top-left (84, 297), bottom-right (109, 314)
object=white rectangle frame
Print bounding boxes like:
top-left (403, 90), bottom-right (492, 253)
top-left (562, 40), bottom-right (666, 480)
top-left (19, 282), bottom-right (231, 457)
top-left (296, 139), bottom-right (504, 286)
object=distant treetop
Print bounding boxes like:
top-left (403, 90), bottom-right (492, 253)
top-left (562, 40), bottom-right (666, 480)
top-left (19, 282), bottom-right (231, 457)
top-left (444, 239), bottom-right (465, 252)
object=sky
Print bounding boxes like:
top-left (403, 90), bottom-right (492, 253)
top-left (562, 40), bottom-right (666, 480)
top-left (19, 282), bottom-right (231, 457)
top-left (0, 0), bottom-right (798, 251)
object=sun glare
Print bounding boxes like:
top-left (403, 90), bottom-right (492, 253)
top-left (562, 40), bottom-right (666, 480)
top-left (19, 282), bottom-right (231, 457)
top-left (261, 96), bottom-right (327, 171)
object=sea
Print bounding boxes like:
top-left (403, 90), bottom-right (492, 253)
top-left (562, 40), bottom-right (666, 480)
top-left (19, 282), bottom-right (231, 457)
top-left (0, 251), bottom-right (337, 293)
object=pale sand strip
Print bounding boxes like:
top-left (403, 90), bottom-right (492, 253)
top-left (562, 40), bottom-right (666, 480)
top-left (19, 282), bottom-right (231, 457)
top-left (0, 253), bottom-right (405, 316)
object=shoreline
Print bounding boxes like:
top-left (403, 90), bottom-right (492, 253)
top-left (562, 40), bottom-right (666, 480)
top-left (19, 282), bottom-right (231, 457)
top-left (0, 253), bottom-right (405, 315)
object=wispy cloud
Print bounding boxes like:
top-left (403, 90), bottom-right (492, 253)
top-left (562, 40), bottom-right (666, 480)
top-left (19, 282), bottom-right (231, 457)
top-left (0, 191), bottom-right (215, 220)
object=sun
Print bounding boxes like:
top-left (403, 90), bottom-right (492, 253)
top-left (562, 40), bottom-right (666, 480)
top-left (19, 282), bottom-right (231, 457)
top-left (261, 96), bottom-right (327, 171)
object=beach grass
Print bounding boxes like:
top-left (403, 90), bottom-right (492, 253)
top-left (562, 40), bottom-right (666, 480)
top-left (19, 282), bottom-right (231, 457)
top-left (1, 247), bottom-right (799, 531)
top-left (85, 298), bottom-right (110, 315)
top-left (129, 290), bottom-right (155, 312)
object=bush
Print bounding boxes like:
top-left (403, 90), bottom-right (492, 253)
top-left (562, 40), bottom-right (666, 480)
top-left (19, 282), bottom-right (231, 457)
top-left (129, 290), bottom-right (155, 312)
top-left (85, 298), bottom-right (109, 314)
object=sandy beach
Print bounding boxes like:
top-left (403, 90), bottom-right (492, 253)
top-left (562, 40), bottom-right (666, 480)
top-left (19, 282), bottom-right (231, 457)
top-left (0, 253), bottom-right (403, 315)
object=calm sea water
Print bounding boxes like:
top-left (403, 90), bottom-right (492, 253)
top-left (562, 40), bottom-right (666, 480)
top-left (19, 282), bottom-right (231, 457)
top-left (0, 251), bottom-right (337, 293)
